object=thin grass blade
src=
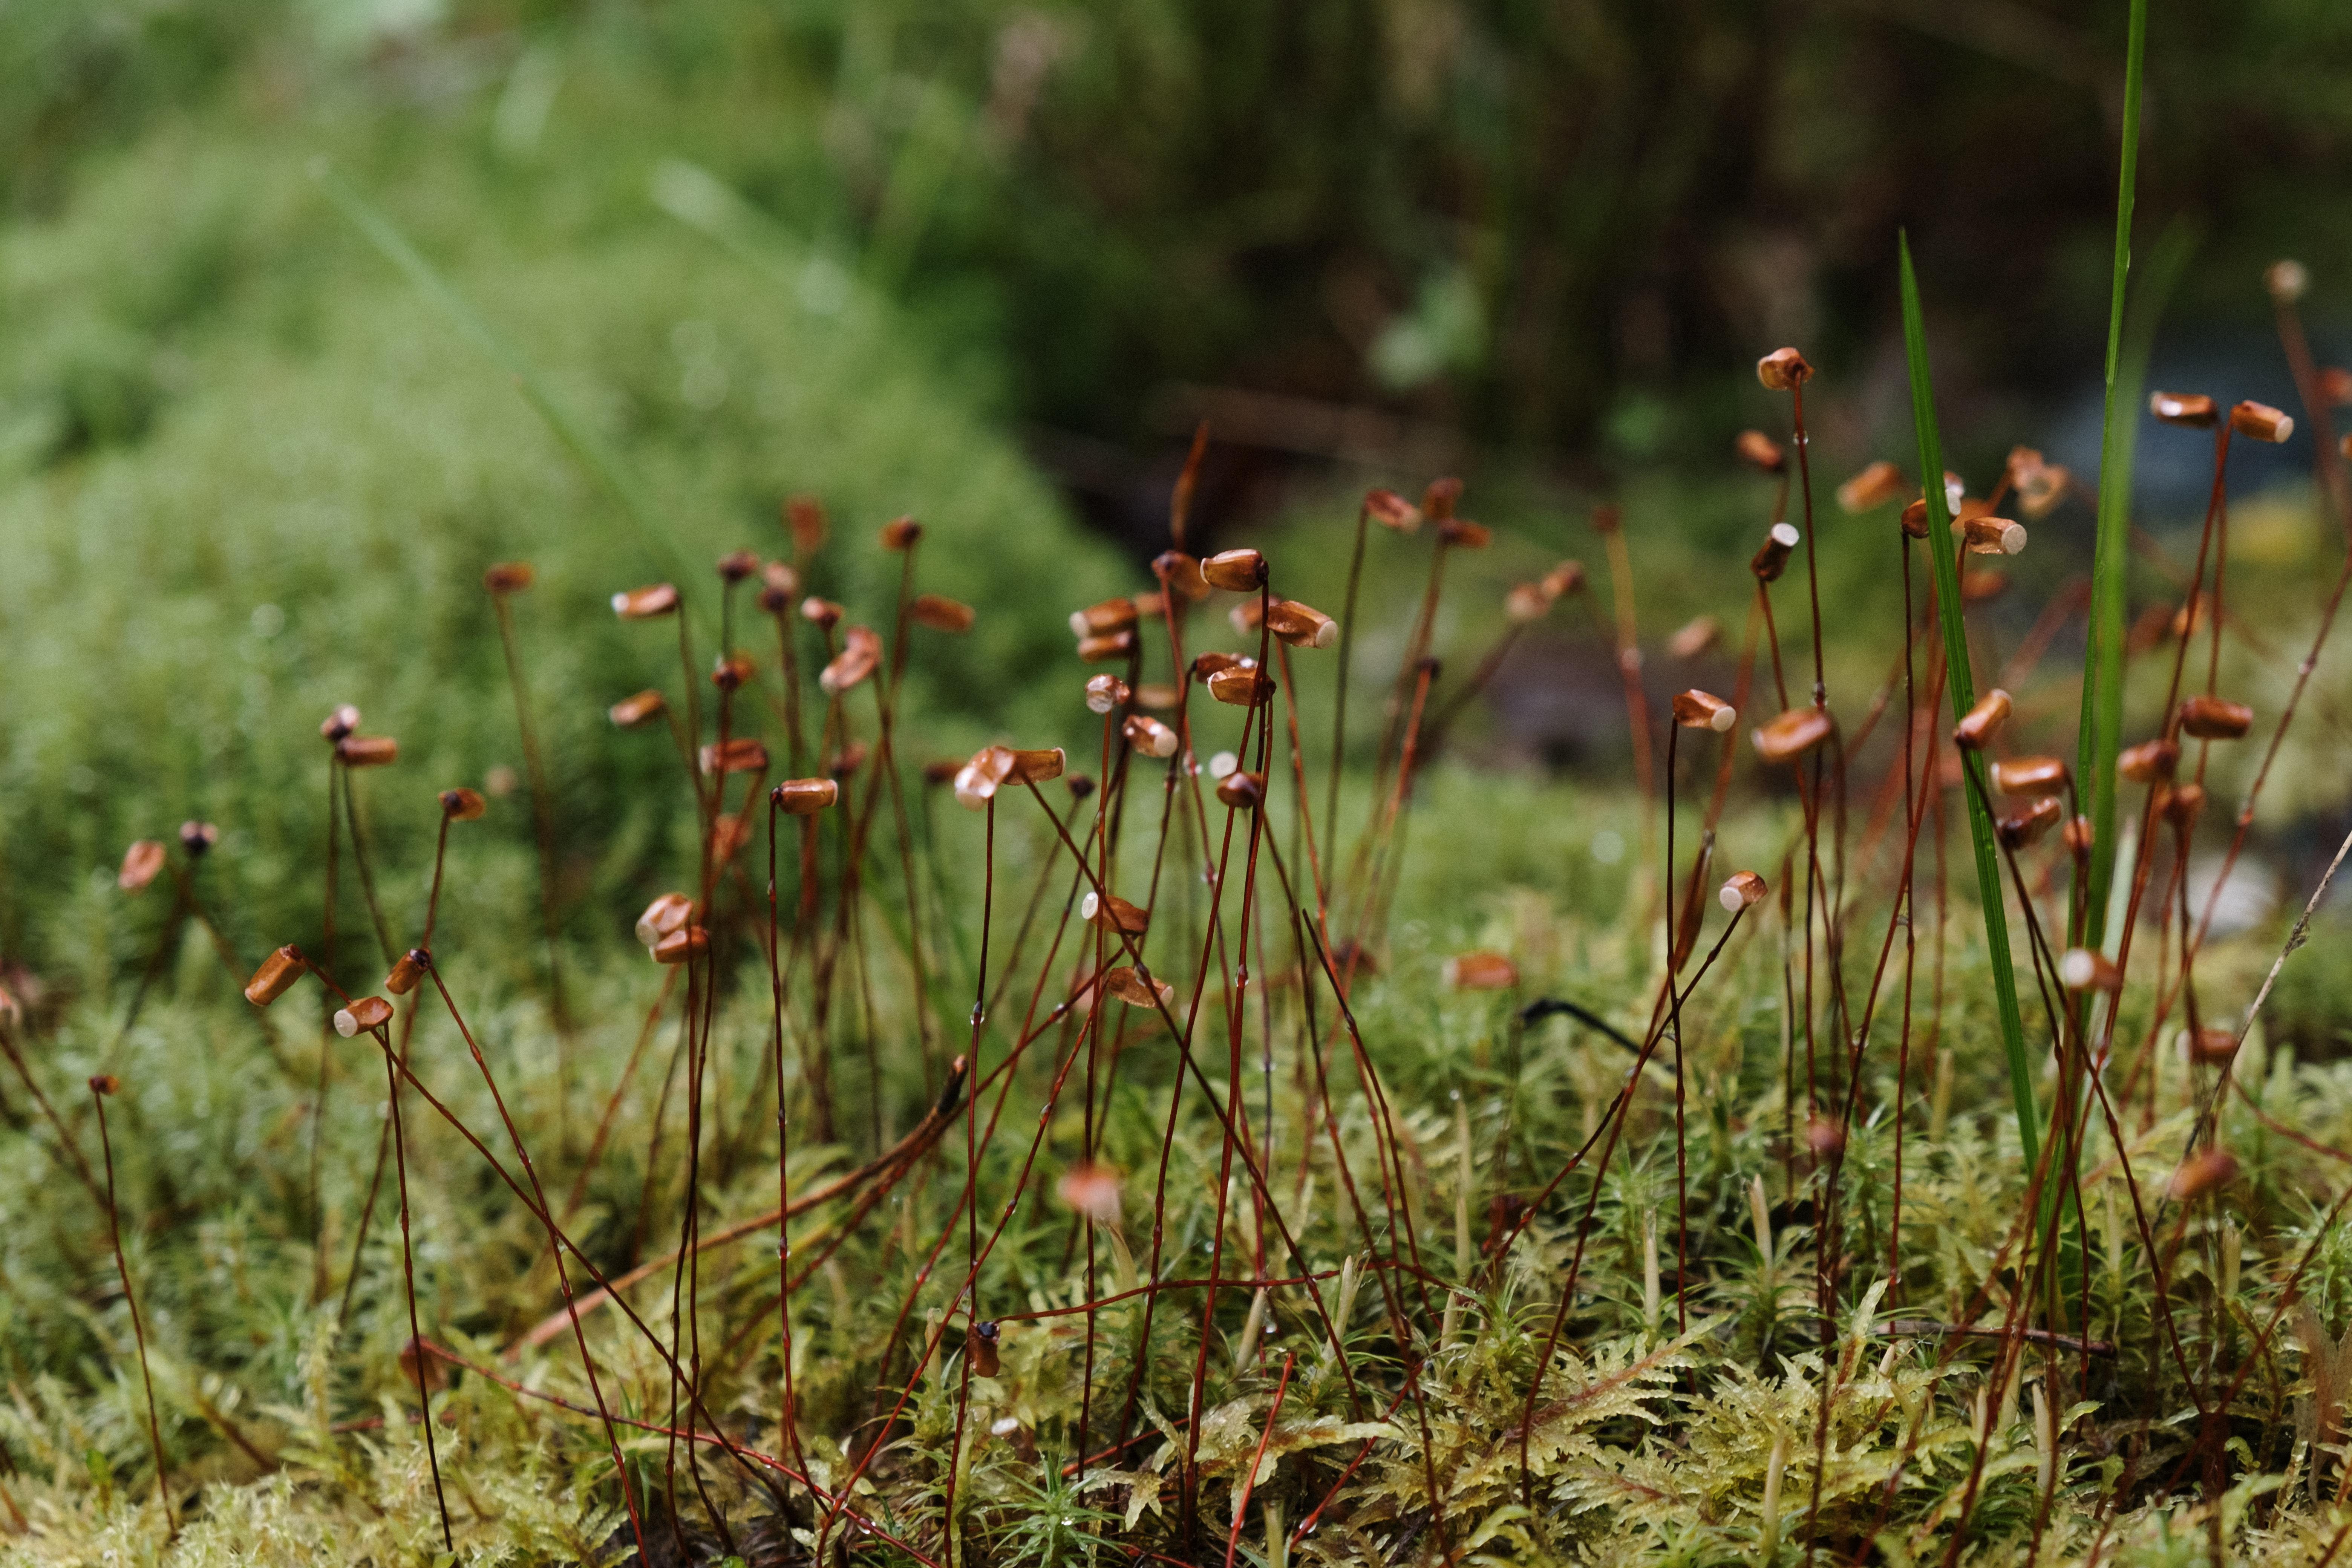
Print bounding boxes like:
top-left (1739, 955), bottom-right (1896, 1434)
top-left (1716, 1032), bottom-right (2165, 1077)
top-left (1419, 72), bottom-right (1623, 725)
top-left (1898, 233), bottom-right (2038, 1169)
top-left (2075, 0), bottom-right (2149, 948)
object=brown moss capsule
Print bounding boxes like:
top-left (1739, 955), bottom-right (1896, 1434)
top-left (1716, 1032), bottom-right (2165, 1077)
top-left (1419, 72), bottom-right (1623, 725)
top-left (1962, 516), bottom-right (2028, 556)
top-left (1202, 548), bottom-right (1267, 591)
top-left (118, 841), bottom-right (167, 893)
top-left (2321, 368), bottom-right (2352, 406)
top-left (828, 740), bottom-right (869, 777)
top-left (441, 787), bottom-right (487, 821)
top-left (1365, 488), bottom-right (1421, 531)
top-left (1086, 674), bottom-right (1131, 714)
top-left (2159, 781), bottom-right (2207, 826)
top-left (1078, 629), bottom-right (1138, 663)
top-left (2183, 1027), bottom-right (2239, 1066)
top-left (321, 704), bottom-right (361, 742)
top-left (1194, 651), bottom-right (1246, 681)
top-left (1070, 597), bottom-right (1139, 637)
top-left (1952, 689), bottom-right (2012, 750)
top-left (2010, 452), bottom-right (2070, 519)
top-left (879, 516), bottom-right (923, 551)
top-left (1735, 429), bottom-right (1785, 473)
top-left (716, 550), bottom-right (760, 584)
top-left (636, 893), bottom-right (696, 948)
top-left (333, 996), bottom-right (394, 1037)
top-left (337, 735), bottom-right (398, 768)
top-left (2179, 695), bottom-right (2252, 740)
top-left (1208, 665), bottom-right (1275, 707)
top-left (1438, 518), bottom-right (1493, 548)
top-left (1504, 583), bottom-right (1554, 622)
top-left (1124, 715), bottom-right (1179, 759)
top-left (1066, 772), bottom-right (1096, 801)
top-left (2265, 259), bottom-right (2309, 304)
top-left (2118, 738), bottom-right (2180, 783)
top-left (1756, 347), bottom-right (1813, 390)
top-left (2150, 391), bottom-right (2218, 428)
top-left (1442, 951), bottom-right (1519, 991)
top-left (483, 560), bottom-right (536, 594)
top-left (397, 1336), bottom-right (449, 1395)
top-left (966, 1319), bottom-right (1000, 1377)
top-left (1992, 756), bottom-right (2067, 795)
top-left (1007, 747), bottom-right (1066, 784)
top-left (1589, 503), bottom-right (1622, 536)
top-left (1898, 499), bottom-right (1931, 539)
top-left (1751, 706), bottom-right (1833, 766)
top-left (1105, 966), bottom-right (1173, 1008)
top-left (820, 628), bottom-right (880, 695)
top-left (385, 949), bottom-right (427, 995)
top-left (612, 583), bottom-right (680, 620)
top-left (710, 653), bottom-right (755, 691)
top-left (1423, 476), bottom-right (1464, 520)
top-left (786, 495), bottom-right (827, 556)
top-left (800, 596), bottom-right (843, 630)
top-left (245, 945), bottom-right (305, 1006)
top-left (1718, 870), bottom-right (1768, 913)
top-left (1082, 891), bottom-right (1151, 935)
top-left (1804, 1115), bottom-right (1845, 1160)
top-left (1671, 689), bottom-right (1736, 732)
top-left (910, 593), bottom-right (975, 634)
top-left (1996, 796), bottom-right (2063, 848)
top-left (1154, 550), bottom-right (1211, 602)
top-left (609, 689), bottom-right (668, 728)
top-left (1132, 590), bottom-right (1168, 619)
top-left (1837, 461), bottom-right (1906, 514)
top-left (1266, 600), bottom-right (1339, 649)
top-left (1214, 770), bottom-right (1265, 809)
top-left (2063, 814), bottom-right (2095, 855)
top-left (954, 746), bottom-right (1018, 809)
top-left (1541, 560), bottom-right (1587, 598)
top-left (1751, 522), bottom-right (1801, 580)
top-left (700, 738), bottom-right (770, 775)
top-left (1960, 569), bottom-right (2007, 603)
top-left (2230, 400), bottom-right (2294, 444)
top-left (89, 1073), bottom-right (119, 1096)
top-left (2166, 1146), bottom-right (2239, 1204)
top-left (1668, 617), bottom-right (1719, 660)
top-left (1057, 1160), bottom-right (1123, 1223)
top-left (2059, 947), bottom-right (2122, 993)
top-left (758, 561), bottom-right (799, 613)
top-left (772, 778), bottom-right (840, 816)
top-left (653, 926), bottom-right (710, 964)
top-left (178, 821), bottom-right (218, 857)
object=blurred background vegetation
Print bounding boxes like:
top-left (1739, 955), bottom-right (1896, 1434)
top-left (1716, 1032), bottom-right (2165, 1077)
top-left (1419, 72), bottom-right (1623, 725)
top-left (8, 0), bottom-right (2350, 514)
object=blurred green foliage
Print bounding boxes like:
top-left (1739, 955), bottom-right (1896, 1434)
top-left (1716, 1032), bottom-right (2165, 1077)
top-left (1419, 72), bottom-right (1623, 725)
top-left (0, 1), bottom-right (1133, 977)
top-left (11, 0), bottom-right (2352, 467)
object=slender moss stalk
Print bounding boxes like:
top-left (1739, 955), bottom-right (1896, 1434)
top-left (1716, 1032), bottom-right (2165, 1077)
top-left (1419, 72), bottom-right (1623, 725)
top-left (2075, 0), bottom-right (2150, 948)
top-left (1897, 234), bottom-right (2038, 1171)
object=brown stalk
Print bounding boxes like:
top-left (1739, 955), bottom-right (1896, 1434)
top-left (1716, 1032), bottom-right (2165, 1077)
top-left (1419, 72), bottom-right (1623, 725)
top-left (90, 1079), bottom-right (174, 1539)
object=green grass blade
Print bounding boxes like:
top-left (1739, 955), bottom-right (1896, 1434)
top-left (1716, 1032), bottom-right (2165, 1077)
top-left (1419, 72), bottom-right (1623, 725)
top-left (312, 162), bottom-right (707, 622)
top-left (1898, 233), bottom-right (2038, 1168)
top-left (2075, 0), bottom-right (2149, 948)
